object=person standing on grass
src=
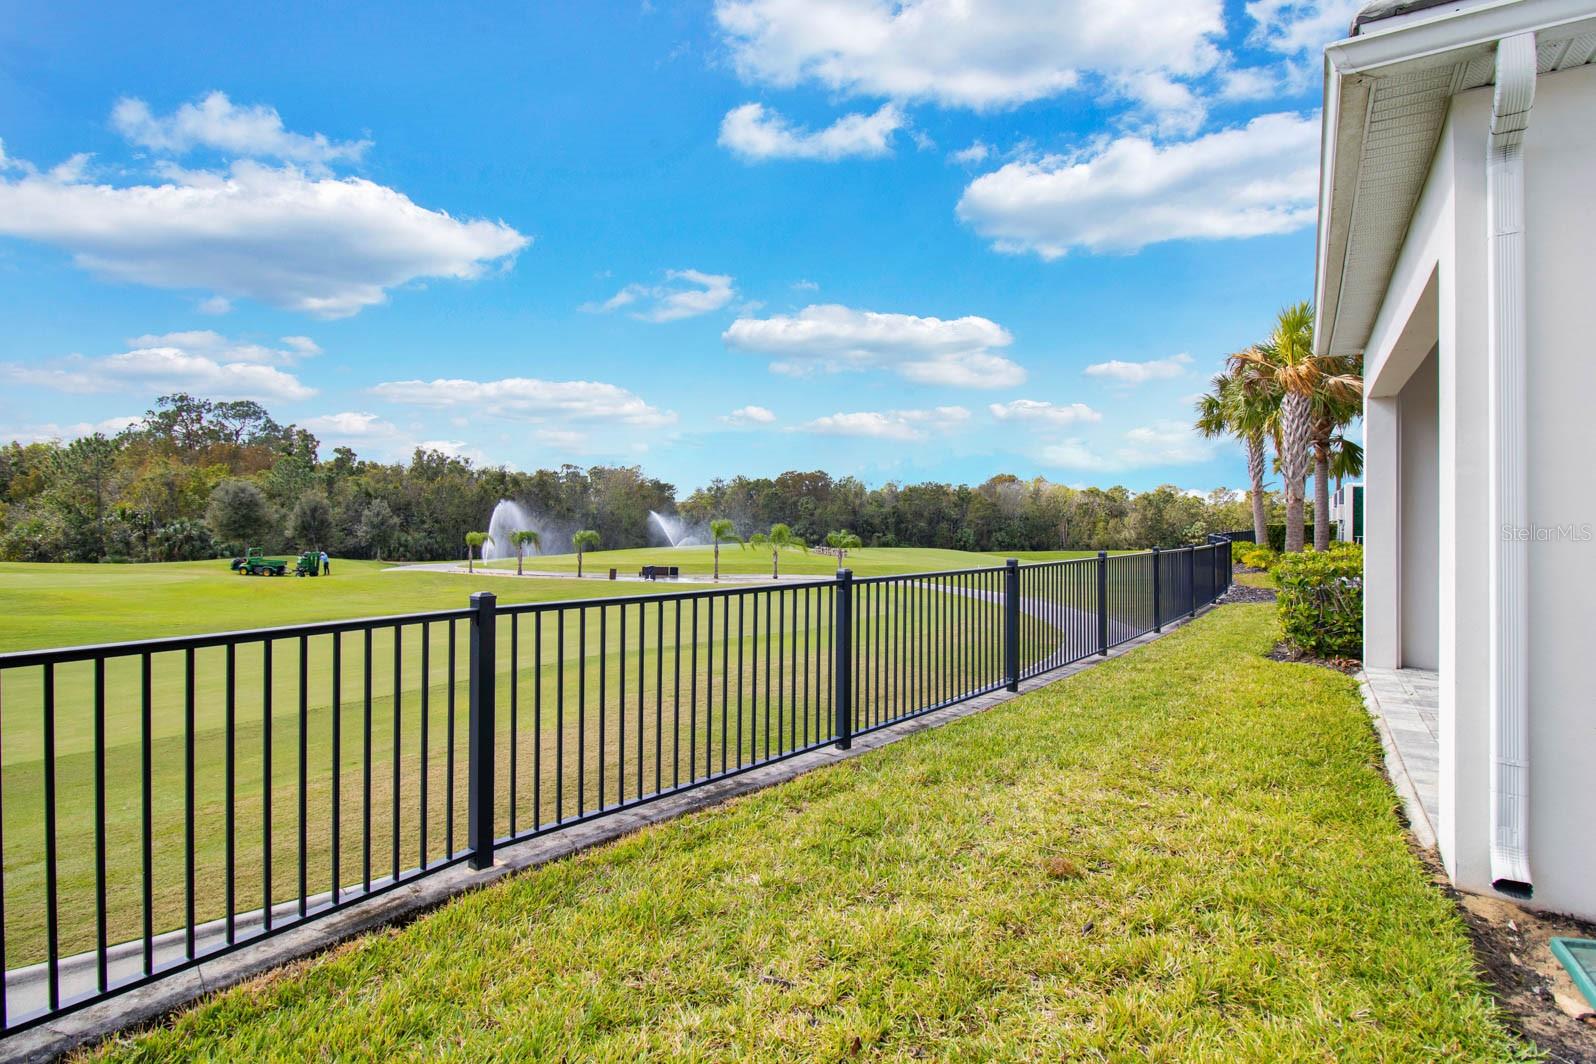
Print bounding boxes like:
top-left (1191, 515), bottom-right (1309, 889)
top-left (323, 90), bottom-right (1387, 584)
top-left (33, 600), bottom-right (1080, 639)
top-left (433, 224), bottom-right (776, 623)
top-left (321, 550), bottom-right (330, 575)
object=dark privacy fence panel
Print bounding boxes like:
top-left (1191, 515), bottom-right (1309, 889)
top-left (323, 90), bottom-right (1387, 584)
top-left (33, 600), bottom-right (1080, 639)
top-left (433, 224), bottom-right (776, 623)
top-left (0, 542), bottom-right (1229, 1034)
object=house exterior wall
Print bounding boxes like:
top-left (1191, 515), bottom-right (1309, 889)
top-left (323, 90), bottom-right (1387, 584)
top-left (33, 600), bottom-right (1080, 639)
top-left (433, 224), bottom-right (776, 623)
top-left (1399, 351), bottom-right (1439, 670)
top-left (1518, 61), bottom-right (1596, 919)
top-left (1363, 63), bottom-right (1596, 920)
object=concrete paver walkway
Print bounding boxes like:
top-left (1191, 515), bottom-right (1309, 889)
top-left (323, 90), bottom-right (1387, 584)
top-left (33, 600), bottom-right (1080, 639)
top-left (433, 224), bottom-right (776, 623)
top-left (1359, 667), bottom-right (1440, 849)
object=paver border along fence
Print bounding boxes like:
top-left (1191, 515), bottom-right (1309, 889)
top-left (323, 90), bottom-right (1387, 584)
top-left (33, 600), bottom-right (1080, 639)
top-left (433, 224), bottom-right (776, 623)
top-left (0, 543), bottom-right (1231, 1035)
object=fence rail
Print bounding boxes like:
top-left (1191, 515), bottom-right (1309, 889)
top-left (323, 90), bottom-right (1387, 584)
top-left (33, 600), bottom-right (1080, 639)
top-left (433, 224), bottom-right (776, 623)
top-left (0, 543), bottom-right (1231, 1035)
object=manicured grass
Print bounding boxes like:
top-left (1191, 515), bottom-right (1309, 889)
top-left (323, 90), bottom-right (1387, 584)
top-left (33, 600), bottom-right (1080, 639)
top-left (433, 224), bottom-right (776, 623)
top-left (89, 605), bottom-right (1528, 1061)
top-left (1, 564), bottom-right (1029, 966)
top-left (0, 559), bottom-right (696, 653)
top-left (481, 545), bottom-right (1104, 579)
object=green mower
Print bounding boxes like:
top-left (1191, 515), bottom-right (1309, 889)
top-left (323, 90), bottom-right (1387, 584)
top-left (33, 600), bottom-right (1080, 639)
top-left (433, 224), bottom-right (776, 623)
top-left (230, 547), bottom-right (289, 577)
top-left (294, 551), bottom-right (322, 577)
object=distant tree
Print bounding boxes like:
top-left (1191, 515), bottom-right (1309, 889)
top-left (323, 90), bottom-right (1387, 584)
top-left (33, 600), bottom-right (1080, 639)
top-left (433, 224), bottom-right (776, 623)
top-left (572, 529), bottom-right (600, 578)
top-left (824, 530), bottom-right (862, 572)
top-left (746, 523), bottom-right (806, 579)
top-left (205, 478), bottom-right (271, 549)
top-left (358, 499), bottom-right (399, 561)
top-left (287, 492), bottom-right (334, 550)
top-left (153, 518), bottom-right (217, 561)
top-left (464, 531), bottom-right (492, 574)
top-left (510, 529), bottom-right (540, 576)
top-left (52, 433), bottom-right (118, 559)
top-left (709, 518), bottom-right (741, 581)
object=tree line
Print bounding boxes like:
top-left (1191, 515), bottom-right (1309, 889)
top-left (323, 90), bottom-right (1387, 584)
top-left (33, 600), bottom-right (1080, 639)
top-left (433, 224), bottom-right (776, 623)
top-left (1, 393), bottom-right (1285, 565)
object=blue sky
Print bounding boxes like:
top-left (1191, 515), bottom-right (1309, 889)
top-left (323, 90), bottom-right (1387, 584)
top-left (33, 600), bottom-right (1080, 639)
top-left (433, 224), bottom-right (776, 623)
top-left (0, 0), bottom-right (1357, 494)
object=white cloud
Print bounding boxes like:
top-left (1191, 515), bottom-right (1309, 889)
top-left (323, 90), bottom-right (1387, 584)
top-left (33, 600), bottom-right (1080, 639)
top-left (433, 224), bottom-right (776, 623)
top-left (534, 427), bottom-right (589, 450)
top-left (1217, 66), bottom-right (1282, 101)
top-left (111, 92), bottom-right (370, 166)
top-left (583, 269), bottom-right (736, 322)
top-left (1, 416), bottom-right (141, 445)
top-left (718, 102), bottom-right (903, 161)
top-left (197, 295), bottom-right (233, 315)
top-left (723, 303), bottom-right (1026, 389)
top-left (956, 111), bottom-right (1320, 258)
top-left (3, 332), bottom-right (317, 401)
top-left (371, 377), bottom-right (675, 427)
top-left (1116, 72), bottom-right (1207, 137)
top-left (301, 411), bottom-right (398, 439)
top-left (0, 151), bottom-right (529, 318)
top-left (714, 0), bottom-right (1223, 112)
top-left (949, 141), bottom-right (991, 165)
top-left (123, 330), bottom-right (319, 366)
top-left (415, 439), bottom-right (487, 464)
top-left (791, 279), bottom-right (819, 291)
top-left (988, 399), bottom-right (1101, 425)
top-left (1084, 353), bottom-right (1193, 385)
top-left (801, 406), bottom-right (970, 442)
top-left (1245, 0), bottom-right (1362, 54)
top-left (722, 405), bottom-right (777, 426)
top-left (1040, 420), bottom-right (1217, 471)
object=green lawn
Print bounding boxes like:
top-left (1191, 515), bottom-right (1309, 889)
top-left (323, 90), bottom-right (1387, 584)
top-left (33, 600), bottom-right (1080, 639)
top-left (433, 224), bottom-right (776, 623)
top-left (88, 605), bottom-right (1528, 1062)
top-left (0, 559), bottom-right (696, 653)
top-left (480, 545), bottom-right (1105, 579)
top-left (1, 559), bottom-right (1034, 967)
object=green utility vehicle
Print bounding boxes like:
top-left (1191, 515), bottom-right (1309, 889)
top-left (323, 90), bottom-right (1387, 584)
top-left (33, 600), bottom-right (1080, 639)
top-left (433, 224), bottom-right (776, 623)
top-left (230, 547), bottom-right (289, 577)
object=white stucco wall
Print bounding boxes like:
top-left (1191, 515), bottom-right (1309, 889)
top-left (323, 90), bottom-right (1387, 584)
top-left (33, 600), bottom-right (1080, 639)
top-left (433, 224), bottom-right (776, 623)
top-left (1518, 61), bottom-right (1596, 920)
top-left (1364, 63), bottom-right (1596, 920)
top-left (1399, 350), bottom-right (1439, 671)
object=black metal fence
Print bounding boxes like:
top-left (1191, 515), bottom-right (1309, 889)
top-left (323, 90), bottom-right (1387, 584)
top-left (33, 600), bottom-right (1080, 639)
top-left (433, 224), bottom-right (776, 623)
top-left (0, 544), bottom-right (1230, 1035)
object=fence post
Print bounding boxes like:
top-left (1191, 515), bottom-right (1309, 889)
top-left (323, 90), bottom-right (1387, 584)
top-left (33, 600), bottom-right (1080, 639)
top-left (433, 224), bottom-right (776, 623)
top-left (1004, 558), bottom-right (1020, 691)
top-left (467, 591), bottom-right (497, 870)
top-left (833, 569), bottom-right (853, 750)
top-left (1224, 538), bottom-right (1233, 589)
top-left (1151, 546), bottom-right (1162, 632)
top-left (1187, 547), bottom-right (1197, 618)
top-left (1096, 550), bottom-right (1109, 656)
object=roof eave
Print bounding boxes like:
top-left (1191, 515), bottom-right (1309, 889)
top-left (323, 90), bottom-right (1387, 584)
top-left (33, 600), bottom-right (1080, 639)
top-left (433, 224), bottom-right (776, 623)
top-left (1312, 0), bottom-right (1596, 357)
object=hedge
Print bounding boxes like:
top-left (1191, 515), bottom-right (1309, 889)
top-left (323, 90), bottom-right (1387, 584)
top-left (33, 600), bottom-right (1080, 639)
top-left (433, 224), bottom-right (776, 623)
top-left (1274, 543), bottom-right (1362, 658)
top-left (1265, 523), bottom-right (1318, 552)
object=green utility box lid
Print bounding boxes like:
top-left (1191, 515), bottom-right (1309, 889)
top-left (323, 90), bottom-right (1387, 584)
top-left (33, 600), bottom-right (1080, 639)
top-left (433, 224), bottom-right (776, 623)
top-left (1549, 937), bottom-right (1596, 1009)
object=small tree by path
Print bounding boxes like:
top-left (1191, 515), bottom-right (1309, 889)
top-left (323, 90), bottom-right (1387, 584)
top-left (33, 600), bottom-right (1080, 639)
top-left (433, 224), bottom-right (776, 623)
top-left (746, 523), bottom-right (806, 579)
top-left (709, 518), bottom-right (741, 581)
top-left (572, 529), bottom-right (600, 578)
top-left (464, 531), bottom-right (492, 574)
top-left (358, 499), bottom-right (398, 561)
top-left (824, 530), bottom-right (862, 573)
top-left (510, 529), bottom-right (540, 576)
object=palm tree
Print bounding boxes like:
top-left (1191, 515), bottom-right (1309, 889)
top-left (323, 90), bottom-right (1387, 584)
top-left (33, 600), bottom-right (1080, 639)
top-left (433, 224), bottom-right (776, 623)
top-left (510, 529), bottom-right (540, 576)
top-left (1329, 433), bottom-right (1364, 491)
top-left (1230, 302), bottom-right (1359, 552)
top-left (571, 529), bottom-right (600, 578)
top-left (709, 518), bottom-right (741, 581)
top-left (1307, 354), bottom-right (1364, 550)
top-left (824, 530), bottom-right (862, 572)
top-left (745, 522), bottom-right (806, 579)
top-left (464, 531), bottom-right (491, 574)
top-left (1194, 367), bottom-right (1272, 546)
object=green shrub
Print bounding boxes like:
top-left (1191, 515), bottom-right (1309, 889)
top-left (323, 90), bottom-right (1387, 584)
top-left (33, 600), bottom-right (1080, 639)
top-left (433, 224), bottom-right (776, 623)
top-left (1265, 523), bottom-right (1317, 552)
top-left (1238, 545), bottom-right (1278, 571)
top-left (1274, 544), bottom-right (1363, 658)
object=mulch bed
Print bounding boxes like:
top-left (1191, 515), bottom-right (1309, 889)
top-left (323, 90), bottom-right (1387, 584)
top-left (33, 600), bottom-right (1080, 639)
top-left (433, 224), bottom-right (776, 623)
top-left (1265, 641), bottom-right (1360, 674)
top-left (1217, 582), bottom-right (1276, 605)
top-left (1413, 849), bottom-right (1596, 1061)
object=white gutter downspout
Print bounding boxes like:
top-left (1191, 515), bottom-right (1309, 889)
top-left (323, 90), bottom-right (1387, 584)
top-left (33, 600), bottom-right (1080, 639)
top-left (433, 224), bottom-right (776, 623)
top-left (1487, 30), bottom-right (1537, 898)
